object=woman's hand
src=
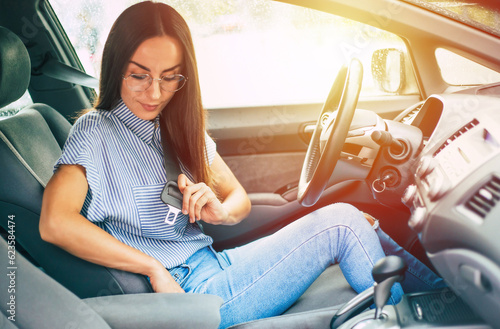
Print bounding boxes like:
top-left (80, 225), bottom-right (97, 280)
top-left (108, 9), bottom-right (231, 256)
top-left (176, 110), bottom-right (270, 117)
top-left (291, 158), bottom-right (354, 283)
top-left (178, 174), bottom-right (229, 225)
top-left (148, 264), bottom-right (185, 293)
top-left (177, 153), bottom-right (250, 226)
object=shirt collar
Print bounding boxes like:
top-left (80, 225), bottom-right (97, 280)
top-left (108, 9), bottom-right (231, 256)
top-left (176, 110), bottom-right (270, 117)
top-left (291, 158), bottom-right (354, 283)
top-left (111, 100), bottom-right (160, 144)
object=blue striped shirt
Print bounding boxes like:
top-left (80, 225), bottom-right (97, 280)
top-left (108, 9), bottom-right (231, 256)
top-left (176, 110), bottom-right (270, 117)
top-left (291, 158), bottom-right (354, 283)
top-left (55, 100), bottom-right (215, 268)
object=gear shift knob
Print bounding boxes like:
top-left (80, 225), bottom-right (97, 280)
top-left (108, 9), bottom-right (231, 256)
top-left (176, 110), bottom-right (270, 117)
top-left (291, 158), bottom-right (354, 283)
top-left (373, 255), bottom-right (406, 283)
top-left (330, 256), bottom-right (406, 328)
top-left (372, 256), bottom-right (407, 319)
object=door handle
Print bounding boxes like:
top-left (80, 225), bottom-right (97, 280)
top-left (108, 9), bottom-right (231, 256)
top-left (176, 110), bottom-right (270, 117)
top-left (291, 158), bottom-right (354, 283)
top-left (298, 122), bottom-right (317, 144)
top-left (303, 124), bottom-right (316, 134)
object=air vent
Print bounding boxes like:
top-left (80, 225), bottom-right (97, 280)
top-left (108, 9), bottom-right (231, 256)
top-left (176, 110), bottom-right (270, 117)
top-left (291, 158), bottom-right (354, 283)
top-left (434, 119), bottom-right (479, 157)
top-left (465, 176), bottom-right (500, 219)
top-left (400, 104), bottom-right (423, 125)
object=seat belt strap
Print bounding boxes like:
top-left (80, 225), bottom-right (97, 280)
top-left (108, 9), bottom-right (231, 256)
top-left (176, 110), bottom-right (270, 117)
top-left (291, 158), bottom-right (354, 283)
top-left (159, 119), bottom-right (206, 232)
top-left (159, 118), bottom-right (184, 224)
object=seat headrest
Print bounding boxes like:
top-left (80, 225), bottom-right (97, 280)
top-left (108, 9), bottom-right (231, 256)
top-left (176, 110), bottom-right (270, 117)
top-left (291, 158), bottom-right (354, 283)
top-left (0, 27), bottom-right (31, 108)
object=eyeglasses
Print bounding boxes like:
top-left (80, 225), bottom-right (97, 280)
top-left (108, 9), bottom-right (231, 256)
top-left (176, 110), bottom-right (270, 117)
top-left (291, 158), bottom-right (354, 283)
top-left (122, 73), bottom-right (187, 92)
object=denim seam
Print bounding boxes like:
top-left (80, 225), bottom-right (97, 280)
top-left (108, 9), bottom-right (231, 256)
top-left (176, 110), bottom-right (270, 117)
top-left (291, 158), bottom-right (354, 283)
top-left (405, 266), bottom-right (435, 287)
top-left (220, 224), bottom-right (377, 308)
top-left (381, 248), bottom-right (437, 288)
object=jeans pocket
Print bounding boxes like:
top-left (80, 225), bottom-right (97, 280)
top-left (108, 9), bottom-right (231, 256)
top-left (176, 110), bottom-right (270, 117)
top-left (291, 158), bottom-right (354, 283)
top-left (211, 246), bottom-right (231, 270)
top-left (132, 183), bottom-right (188, 239)
top-left (169, 264), bottom-right (191, 287)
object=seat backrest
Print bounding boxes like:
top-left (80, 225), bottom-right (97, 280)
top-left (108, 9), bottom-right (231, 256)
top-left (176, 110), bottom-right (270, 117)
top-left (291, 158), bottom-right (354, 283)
top-left (0, 26), bottom-right (153, 298)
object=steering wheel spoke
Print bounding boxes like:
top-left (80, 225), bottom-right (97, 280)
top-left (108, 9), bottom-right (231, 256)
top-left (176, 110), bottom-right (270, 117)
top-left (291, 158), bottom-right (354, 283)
top-left (298, 59), bottom-right (363, 207)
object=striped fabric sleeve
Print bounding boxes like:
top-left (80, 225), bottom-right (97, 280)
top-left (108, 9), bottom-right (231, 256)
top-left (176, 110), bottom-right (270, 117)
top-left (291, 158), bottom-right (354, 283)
top-left (53, 111), bottom-right (106, 223)
top-left (205, 131), bottom-right (217, 166)
top-left (54, 112), bottom-right (101, 172)
top-left (179, 132), bottom-right (217, 183)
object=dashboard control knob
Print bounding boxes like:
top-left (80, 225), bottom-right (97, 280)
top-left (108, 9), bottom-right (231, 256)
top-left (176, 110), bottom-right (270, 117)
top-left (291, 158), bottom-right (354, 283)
top-left (402, 184), bottom-right (417, 206)
top-left (408, 207), bottom-right (426, 232)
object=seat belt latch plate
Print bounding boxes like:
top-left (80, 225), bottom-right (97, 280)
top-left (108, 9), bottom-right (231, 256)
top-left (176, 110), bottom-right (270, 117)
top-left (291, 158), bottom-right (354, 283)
top-left (164, 205), bottom-right (181, 225)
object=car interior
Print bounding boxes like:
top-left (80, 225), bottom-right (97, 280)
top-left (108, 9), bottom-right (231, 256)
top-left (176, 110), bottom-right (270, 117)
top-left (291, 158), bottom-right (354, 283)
top-left (1, 0), bottom-right (500, 328)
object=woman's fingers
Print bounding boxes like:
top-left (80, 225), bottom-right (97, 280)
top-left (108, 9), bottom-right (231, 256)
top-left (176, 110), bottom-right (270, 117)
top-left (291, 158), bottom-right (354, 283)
top-left (191, 184), bottom-right (212, 221)
top-left (177, 174), bottom-right (222, 223)
top-left (177, 173), bottom-right (193, 191)
top-left (181, 182), bottom-right (197, 218)
top-left (149, 267), bottom-right (185, 293)
top-left (182, 183), bottom-right (213, 222)
top-left (178, 174), bottom-right (196, 220)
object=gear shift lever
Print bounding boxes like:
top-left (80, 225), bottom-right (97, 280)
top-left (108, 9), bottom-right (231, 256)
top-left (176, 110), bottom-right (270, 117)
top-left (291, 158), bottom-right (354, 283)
top-left (330, 256), bottom-right (406, 328)
top-left (372, 255), bottom-right (407, 319)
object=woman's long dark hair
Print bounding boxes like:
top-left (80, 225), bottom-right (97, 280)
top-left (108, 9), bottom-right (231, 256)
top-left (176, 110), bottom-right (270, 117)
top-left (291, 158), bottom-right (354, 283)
top-left (94, 1), bottom-right (210, 186)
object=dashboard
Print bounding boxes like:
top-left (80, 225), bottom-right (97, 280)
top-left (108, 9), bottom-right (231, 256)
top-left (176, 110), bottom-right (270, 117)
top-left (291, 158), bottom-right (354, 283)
top-left (400, 92), bottom-right (500, 327)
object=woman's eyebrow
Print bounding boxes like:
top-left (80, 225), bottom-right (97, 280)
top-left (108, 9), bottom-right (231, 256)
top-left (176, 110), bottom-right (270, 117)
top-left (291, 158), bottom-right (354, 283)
top-left (129, 61), bottom-right (181, 73)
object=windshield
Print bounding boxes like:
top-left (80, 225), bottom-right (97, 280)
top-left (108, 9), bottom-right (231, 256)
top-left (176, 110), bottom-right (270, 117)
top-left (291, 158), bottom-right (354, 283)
top-left (405, 0), bottom-right (500, 37)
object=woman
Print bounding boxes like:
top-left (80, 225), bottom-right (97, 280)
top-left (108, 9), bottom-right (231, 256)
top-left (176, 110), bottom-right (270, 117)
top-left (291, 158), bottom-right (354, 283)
top-left (40, 2), bottom-right (443, 328)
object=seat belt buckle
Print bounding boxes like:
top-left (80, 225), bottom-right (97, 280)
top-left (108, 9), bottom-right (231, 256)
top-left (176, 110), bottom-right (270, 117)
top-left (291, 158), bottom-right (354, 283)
top-left (164, 205), bottom-right (181, 225)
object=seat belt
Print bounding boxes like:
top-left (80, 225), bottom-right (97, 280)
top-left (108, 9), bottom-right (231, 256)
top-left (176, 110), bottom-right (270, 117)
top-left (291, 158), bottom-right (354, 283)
top-left (159, 118), bottom-right (184, 224)
top-left (39, 58), bottom-right (99, 89)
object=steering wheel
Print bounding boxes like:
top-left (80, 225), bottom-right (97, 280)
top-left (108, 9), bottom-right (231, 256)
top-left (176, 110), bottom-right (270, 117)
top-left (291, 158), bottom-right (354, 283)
top-left (298, 58), bottom-right (363, 207)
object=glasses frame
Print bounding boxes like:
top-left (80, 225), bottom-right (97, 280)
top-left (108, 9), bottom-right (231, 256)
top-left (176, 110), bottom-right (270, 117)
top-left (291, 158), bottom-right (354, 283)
top-left (122, 73), bottom-right (188, 92)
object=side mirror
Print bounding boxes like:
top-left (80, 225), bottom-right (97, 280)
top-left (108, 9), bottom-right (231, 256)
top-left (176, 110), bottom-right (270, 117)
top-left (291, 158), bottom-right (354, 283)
top-left (372, 48), bottom-right (405, 94)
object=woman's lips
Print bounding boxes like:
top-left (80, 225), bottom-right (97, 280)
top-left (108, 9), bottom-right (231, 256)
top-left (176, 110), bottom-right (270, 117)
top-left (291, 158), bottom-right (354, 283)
top-left (140, 103), bottom-right (159, 112)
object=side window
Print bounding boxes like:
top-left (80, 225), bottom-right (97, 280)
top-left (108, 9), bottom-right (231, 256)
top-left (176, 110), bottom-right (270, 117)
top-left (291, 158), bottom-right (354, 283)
top-left (0, 91), bottom-right (33, 119)
top-left (435, 48), bottom-right (500, 87)
top-left (50, 0), bottom-right (418, 109)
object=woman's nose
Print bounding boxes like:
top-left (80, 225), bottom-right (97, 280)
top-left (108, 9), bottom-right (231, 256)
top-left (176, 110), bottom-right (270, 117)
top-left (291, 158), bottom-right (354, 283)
top-left (149, 79), bottom-right (162, 99)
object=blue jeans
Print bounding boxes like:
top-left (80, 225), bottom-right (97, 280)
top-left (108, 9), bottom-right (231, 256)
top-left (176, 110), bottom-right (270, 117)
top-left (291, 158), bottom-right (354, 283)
top-left (169, 203), bottom-right (443, 328)
top-left (373, 220), bottom-right (445, 293)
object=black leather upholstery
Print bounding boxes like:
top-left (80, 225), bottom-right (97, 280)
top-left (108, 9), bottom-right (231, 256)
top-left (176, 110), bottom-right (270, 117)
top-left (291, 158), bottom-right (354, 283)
top-left (0, 27), bottom-right (30, 108)
top-left (0, 26), bottom-right (153, 298)
top-left (0, 314), bottom-right (18, 329)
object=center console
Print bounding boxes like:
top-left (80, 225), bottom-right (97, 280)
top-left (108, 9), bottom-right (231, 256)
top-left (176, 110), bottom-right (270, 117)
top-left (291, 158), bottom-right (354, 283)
top-left (336, 288), bottom-right (489, 329)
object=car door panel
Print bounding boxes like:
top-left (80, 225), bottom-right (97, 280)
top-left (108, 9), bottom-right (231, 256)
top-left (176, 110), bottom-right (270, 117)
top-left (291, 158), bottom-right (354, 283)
top-left (223, 151), bottom-right (304, 194)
